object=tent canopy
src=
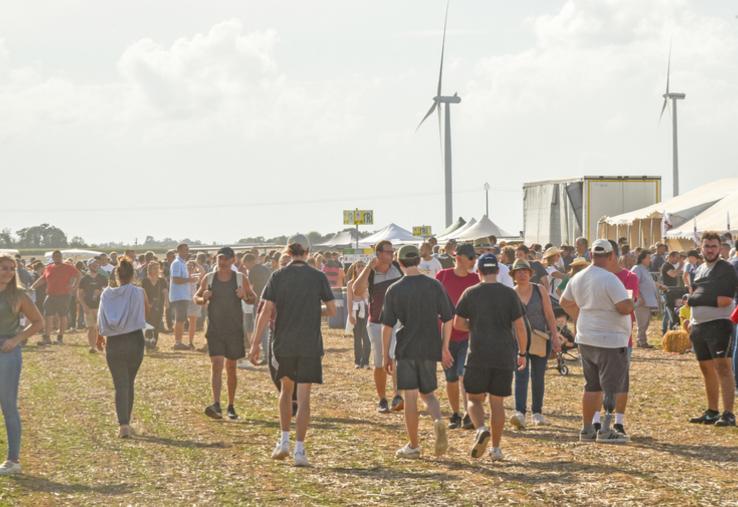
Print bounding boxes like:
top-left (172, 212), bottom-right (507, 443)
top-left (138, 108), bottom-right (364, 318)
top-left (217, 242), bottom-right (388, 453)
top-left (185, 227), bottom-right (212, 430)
top-left (358, 224), bottom-right (417, 247)
top-left (453, 215), bottom-right (514, 241)
top-left (44, 249), bottom-right (103, 262)
top-left (436, 217), bottom-right (466, 239)
top-left (666, 189), bottom-right (738, 239)
top-left (0, 249), bottom-right (19, 257)
top-left (438, 218), bottom-right (476, 241)
top-left (601, 178), bottom-right (738, 226)
top-left (316, 230), bottom-right (358, 248)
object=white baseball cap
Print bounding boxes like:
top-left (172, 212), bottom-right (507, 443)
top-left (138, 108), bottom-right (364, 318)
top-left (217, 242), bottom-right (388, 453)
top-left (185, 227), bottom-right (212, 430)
top-left (591, 239), bottom-right (613, 254)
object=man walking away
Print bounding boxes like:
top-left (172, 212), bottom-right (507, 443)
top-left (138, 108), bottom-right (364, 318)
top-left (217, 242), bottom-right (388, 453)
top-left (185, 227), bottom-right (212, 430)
top-left (381, 245), bottom-right (453, 459)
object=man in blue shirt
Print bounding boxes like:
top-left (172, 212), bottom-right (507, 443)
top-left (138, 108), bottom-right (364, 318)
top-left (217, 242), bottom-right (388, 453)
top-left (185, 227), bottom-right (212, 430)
top-left (169, 243), bottom-right (195, 351)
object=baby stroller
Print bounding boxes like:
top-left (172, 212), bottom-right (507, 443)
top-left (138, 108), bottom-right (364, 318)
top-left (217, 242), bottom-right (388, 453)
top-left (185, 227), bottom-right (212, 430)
top-left (552, 307), bottom-right (577, 376)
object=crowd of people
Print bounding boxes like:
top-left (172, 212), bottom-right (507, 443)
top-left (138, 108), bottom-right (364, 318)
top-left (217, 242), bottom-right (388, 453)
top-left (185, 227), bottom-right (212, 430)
top-left (0, 230), bottom-right (737, 473)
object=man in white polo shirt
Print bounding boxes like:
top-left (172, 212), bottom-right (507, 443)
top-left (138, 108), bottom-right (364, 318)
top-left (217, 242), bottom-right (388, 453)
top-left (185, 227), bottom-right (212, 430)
top-left (560, 239), bottom-right (634, 444)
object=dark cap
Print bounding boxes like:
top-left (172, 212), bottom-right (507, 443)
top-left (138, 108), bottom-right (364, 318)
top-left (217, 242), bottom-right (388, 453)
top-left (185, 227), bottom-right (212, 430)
top-left (456, 243), bottom-right (476, 258)
top-left (398, 244), bottom-right (420, 261)
top-left (478, 253), bottom-right (498, 270)
top-left (217, 247), bottom-right (235, 259)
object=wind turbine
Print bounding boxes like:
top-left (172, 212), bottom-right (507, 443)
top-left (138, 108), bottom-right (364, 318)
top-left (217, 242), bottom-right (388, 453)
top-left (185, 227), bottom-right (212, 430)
top-left (659, 44), bottom-right (686, 196)
top-left (417, 0), bottom-right (460, 228)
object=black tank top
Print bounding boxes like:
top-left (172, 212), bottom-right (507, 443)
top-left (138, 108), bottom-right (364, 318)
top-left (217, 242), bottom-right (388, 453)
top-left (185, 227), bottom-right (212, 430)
top-left (206, 272), bottom-right (243, 339)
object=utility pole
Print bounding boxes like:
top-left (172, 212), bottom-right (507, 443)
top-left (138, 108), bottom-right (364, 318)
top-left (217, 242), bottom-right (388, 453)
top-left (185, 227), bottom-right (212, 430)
top-left (484, 182), bottom-right (490, 216)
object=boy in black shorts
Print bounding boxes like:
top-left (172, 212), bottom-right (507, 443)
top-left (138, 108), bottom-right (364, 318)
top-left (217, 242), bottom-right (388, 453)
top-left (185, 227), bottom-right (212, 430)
top-left (194, 247), bottom-right (256, 421)
top-left (381, 245), bottom-right (454, 459)
top-left (454, 253), bottom-right (527, 461)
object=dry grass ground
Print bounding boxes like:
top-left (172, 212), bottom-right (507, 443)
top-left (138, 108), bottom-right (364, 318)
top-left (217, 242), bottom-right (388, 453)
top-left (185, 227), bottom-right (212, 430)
top-left (1, 322), bottom-right (738, 506)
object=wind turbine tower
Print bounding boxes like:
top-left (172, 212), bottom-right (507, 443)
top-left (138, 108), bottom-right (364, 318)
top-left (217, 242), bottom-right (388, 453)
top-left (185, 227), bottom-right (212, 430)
top-left (659, 45), bottom-right (686, 196)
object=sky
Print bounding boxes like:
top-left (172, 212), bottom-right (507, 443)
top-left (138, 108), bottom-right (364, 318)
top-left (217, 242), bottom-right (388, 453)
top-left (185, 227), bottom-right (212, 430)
top-left (1, 0), bottom-right (737, 244)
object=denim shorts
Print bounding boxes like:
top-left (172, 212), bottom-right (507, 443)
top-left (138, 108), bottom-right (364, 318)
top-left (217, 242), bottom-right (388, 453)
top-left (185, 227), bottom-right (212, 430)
top-left (443, 339), bottom-right (469, 382)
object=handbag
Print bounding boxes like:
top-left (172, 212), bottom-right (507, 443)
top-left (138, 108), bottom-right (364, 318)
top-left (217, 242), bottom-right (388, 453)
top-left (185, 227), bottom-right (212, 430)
top-left (529, 328), bottom-right (550, 358)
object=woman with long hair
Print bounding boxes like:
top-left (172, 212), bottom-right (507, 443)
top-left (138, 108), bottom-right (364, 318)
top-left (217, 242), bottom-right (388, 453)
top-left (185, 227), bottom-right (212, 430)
top-left (0, 256), bottom-right (44, 475)
top-left (142, 261), bottom-right (168, 349)
top-left (346, 261), bottom-right (371, 368)
top-left (509, 259), bottom-right (560, 430)
top-left (97, 259), bottom-right (148, 438)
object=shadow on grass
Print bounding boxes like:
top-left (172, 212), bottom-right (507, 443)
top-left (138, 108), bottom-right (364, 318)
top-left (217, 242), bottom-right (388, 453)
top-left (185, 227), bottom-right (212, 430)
top-left (7, 475), bottom-right (133, 496)
top-left (134, 435), bottom-right (229, 449)
top-left (330, 466), bottom-right (454, 481)
top-left (143, 352), bottom-right (193, 360)
top-left (634, 437), bottom-right (738, 463)
top-left (324, 348), bottom-right (351, 354)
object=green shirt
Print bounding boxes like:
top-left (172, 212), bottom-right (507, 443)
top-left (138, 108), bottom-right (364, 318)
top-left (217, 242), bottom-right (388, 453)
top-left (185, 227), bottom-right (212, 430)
top-left (0, 289), bottom-right (21, 337)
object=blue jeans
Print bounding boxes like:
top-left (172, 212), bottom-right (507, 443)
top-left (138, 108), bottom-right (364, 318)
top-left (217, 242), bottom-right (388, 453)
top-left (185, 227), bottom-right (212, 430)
top-left (0, 337), bottom-right (22, 461)
top-left (733, 325), bottom-right (738, 389)
top-left (514, 340), bottom-right (551, 415)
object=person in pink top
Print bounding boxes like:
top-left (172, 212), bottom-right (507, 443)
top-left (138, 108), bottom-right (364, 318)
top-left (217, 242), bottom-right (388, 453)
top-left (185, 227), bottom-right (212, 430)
top-left (594, 240), bottom-right (639, 438)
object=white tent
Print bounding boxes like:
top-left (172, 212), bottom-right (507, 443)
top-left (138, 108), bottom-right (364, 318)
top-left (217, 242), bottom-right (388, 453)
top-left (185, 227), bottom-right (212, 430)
top-left (453, 215), bottom-right (514, 241)
top-left (438, 218), bottom-right (476, 241)
top-left (0, 249), bottom-right (19, 257)
top-left (436, 217), bottom-right (466, 239)
top-left (666, 189), bottom-right (738, 240)
top-left (316, 230), bottom-right (358, 248)
top-left (44, 249), bottom-right (103, 262)
top-left (598, 178), bottom-right (738, 247)
top-left (358, 224), bottom-right (417, 247)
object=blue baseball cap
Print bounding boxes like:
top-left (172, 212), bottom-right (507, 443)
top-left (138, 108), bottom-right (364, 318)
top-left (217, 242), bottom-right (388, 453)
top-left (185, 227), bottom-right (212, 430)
top-left (477, 253), bottom-right (499, 271)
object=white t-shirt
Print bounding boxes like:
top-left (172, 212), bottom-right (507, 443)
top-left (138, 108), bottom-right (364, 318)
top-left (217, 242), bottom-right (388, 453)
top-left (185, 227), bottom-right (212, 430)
top-left (471, 262), bottom-right (513, 288)
top-left (560, 265), bottom-right (631, 348)
top-left (418, 257), bottom-right (443, 278)
top-left (99, 264), bottom-right (115, 275)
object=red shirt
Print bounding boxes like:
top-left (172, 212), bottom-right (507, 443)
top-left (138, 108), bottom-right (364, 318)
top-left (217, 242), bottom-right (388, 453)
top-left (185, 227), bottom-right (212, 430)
top-left (43, 262), bottom-right (79, 296)
top-left (436, 268), bottom-right (480, 342)
top-left (615, 269), bottom-right (639, 347)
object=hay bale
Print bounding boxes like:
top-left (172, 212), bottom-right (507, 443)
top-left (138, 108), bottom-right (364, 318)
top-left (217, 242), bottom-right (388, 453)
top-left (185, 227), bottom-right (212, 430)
top-left (662, 329), bottom-right (691, 353)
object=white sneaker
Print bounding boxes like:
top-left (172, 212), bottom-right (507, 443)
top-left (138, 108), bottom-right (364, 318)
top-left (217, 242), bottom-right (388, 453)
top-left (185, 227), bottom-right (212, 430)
top-left (294, 448), bottom-right (309, 467)
top-left (0, 460), bottom-right (21, 475)
top-left (510, 411), bottom-right (526, 430)
top-left (395, 443), bottom-right (421, 459)
top-left (237, 360), bottom-right (258, 370)
top-left (489, 447), bottom-right (504, 462)
top-left (271, 441), bottom-right (290, 460)
top-left (433, 420), bottom-right (448, 456)
top-left (531, 413), bottom-right (547, 426)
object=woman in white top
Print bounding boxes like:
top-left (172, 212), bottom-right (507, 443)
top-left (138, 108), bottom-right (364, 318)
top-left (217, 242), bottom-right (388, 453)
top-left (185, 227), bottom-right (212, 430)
top-left (98, 259), bottom-right (147, 438)
top-left (346, 261), bottom-right (371, 368)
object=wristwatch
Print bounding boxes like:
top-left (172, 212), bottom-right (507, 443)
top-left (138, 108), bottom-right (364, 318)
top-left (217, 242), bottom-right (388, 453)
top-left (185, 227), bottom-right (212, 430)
top-left (517, 352), bottom-right (526, 357)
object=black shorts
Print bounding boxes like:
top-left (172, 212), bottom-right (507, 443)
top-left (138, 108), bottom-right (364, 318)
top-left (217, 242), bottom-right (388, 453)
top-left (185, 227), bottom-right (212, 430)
top-left (44, 295), bottom-right (71, 317)
top-left (206, 334), bottom-right (245, 360)
top-left (463, 366), bottom-right (513, 397)
top-left (396, 359), bottom-right (438, 394)
top-left (171, 300), bottom-right (189, 323)
top-left (272, 354), bottom-right (322, 384)
top-left (690, 319), bottom-right (735, 361)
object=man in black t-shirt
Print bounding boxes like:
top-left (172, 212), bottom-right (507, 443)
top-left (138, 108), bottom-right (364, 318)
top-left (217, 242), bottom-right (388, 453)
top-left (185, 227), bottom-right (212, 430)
top-left (454, 253), bottom-right (527, 462)
top-left (249, 235), bottom-right (336, 467)
top-left (77, 258), bottom-right (107, 353)
top-left (381, 245), bottom-right (453, 459)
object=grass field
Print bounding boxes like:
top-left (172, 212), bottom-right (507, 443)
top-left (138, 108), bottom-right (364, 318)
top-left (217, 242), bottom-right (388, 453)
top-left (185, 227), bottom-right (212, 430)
top-left (1, 323), bottom-right (738, 506)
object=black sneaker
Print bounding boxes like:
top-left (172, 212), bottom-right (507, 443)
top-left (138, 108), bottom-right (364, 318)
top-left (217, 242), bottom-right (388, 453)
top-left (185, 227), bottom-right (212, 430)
top-left (226, 405), bottom-right (238, 420)
top-left (39, 335), bottom-right (52, 346)
top-left (378, 398), bottom-right (390, 413)
top-left (448, 412), bottom-right (462, 429)
top-left (391, 394), bottom-right (404, 412)
top-left (613, 423), bottom-right (628, 438)
top-left (593, 422), bottom-right (602, 432)
top-left (689, 409), bottom-right (720, 424)
top-left (205, 403), bottom-right (223, 420)
top-left (462, 413), bottom-right (474, 430)
top-left (55, 334), bottom-right (63, 344)
top-left (470, 428), bottom-right (491, 458)
top-left (715, 412), bottom-right (736, 427)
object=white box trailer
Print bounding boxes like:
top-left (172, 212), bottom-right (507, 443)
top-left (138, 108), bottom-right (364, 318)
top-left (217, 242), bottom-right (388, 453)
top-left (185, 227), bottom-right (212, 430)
top-left (523, 176), bottom-right (661, 246)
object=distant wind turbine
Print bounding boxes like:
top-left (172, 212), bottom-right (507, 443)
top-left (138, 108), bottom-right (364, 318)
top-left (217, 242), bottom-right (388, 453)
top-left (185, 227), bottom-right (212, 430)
top-left (416, 0), bottom-right (461, 228)
top-left (659, 43), bottom-right (686, 196)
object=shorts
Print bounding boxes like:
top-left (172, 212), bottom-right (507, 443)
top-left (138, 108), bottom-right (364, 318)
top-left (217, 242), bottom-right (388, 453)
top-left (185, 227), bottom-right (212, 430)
top-left (171, 300), bottom-right (189, 323)
top-left (44, 295), bottom-right (71, 317)
top-left (84, 308), bottom-right (98, 328)
top-left (443, 340), bottom-right (469, 382)
top-left (206, 334), bottom-right (245, 360)
top-left (272, 354), bottom-right (323, 384)
top-left (463, 366), bottom-right (513, 397)
top-left (367, 322), bottom-right (397, 368)
top-left (187, 301), bottom-right (201, 318)
top-left (579, 344), bottom-right (629, 393)
top-left (396, 359), bottom-right (438, 394)
top-left (690, 319), bottom-right (735, 361)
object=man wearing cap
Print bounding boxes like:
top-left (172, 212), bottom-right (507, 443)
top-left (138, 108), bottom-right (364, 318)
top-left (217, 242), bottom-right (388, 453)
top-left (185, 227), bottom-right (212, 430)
top-left (453, 253), bottom-right (527, 461)
top-left (559, 239), bottom-right (634, 444)
top-left (194, 247), bottom-right (257, 421)
top-left (77, 258), bottom-right (108, 353)
top-left (381, 245), bottom-right (454, 459)
top-left (435, 243), bottom-right (480, 430)
top-left (249, 235), bottom-right (336, 467)
top-left (353, 240), bottom-right (404, 413)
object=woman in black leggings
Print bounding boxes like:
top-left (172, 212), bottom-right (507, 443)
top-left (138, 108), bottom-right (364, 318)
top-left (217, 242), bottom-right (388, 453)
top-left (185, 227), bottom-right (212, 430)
top-left (97, 259), bottom-right (147, 438)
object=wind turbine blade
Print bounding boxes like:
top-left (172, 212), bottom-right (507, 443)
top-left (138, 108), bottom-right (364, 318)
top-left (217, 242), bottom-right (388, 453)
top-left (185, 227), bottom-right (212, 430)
top-left (665, 41), bottom-right (671, 94)
top-left (658, 98), bottom-right (668, 123)
top-left (436, 0), bottom-right (450, 98)
top-left (416, 102), bottom-right (437, 131)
